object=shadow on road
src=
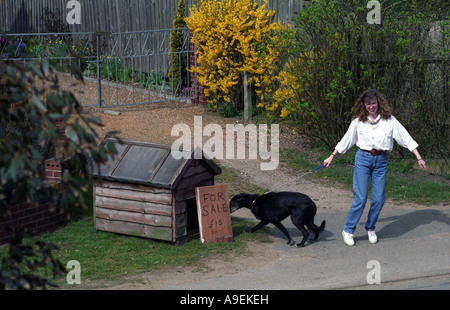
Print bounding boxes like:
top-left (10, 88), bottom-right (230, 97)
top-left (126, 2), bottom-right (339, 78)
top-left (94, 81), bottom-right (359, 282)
top-left (376, 209), bottom-right (450, 239)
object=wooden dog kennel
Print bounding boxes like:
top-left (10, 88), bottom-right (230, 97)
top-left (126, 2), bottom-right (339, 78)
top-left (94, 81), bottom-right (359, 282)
top-left (90, 139), bottom-right (222, 244)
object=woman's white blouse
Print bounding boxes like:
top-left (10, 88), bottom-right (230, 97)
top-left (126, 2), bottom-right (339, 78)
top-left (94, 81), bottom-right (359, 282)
top-left (335, 115), bottom-right (419, 154)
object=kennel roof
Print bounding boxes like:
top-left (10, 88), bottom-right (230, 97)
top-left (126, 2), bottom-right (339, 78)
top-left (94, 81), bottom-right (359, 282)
top-left (90, 139), bottom-right (221, 189)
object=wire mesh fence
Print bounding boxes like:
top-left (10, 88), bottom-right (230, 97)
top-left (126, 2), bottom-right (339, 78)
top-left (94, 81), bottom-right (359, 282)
top-left (0, 28), bottom-right (197, 109)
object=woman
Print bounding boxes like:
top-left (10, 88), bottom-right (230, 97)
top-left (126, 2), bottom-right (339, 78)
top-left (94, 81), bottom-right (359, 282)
top-left (323, 90), bottom-right (427, 246)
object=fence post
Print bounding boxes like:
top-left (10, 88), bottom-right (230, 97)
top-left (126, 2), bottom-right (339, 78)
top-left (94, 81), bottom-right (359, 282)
top-left (244, 71), bottom-right (252, 120)
top-left (95, 31), bottom-right (111, 112)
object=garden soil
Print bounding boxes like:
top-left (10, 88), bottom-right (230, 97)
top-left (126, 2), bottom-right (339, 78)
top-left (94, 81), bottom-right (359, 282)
top-left (75, 101), bottom-right (448, 290)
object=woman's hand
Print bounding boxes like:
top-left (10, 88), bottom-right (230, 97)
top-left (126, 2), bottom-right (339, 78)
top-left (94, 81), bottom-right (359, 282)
top-left (324, 154), bottom-right (335, 168)
top-left (418, 159), bottom-right (427, 171)
top-left (412, 148), bottom-right (427, 171)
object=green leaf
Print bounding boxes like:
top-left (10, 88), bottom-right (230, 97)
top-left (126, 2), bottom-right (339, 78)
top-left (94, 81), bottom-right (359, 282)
top-left (41, 59), bottom-right (50, 76)
top-left (10, 92), bottom-right (26, 103)
top-left (29, 62), bottom-right (44, 79)
top-left (69, 62), bottom-right (84, 80)
top-left (89, 115), bottom-right (103, 126)
top-left (47, 93), bottom-right (64, 107)
top-left (67, 128), bottom-right (80, 144)
top-left (105, 140), bottom-right (117, 154)
top-left (31, 95), bottom-right (47, 112)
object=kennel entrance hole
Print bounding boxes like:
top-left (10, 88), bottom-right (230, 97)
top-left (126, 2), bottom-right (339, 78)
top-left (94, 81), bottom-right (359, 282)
top-left (186, 197), bottom-right (199, 236)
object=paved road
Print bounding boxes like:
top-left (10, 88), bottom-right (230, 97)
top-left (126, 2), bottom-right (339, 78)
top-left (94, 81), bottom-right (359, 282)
top-left (166, 207), bottom-right (450, 290)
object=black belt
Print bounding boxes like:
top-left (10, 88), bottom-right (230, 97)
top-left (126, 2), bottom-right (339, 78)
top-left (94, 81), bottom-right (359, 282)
top-left (360, 148), bottom-right (386, 156)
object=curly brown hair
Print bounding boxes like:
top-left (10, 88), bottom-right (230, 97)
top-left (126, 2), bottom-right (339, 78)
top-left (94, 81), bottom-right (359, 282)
top-left (352, 89), bottom-right (392, 122)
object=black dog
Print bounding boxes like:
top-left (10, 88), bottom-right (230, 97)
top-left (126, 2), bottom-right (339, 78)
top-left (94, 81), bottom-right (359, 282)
top-left (230, 192), bottom-right (326, 247)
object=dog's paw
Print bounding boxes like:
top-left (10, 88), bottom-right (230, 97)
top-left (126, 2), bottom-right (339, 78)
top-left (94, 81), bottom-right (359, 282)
top-left (244, 228), bottom-right (252, 233)
top-left (296, 243), bottom-right (305, 248)
top-left (287, 240), bottom-right (296, 246)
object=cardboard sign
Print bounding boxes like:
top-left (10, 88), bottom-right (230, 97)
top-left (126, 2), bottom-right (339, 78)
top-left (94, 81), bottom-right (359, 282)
top-left (195, 184), bottom-right (233, 243)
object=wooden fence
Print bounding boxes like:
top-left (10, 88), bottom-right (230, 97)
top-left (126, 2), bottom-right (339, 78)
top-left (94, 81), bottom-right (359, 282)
top-left (0, 0), bottom-right (306, 34)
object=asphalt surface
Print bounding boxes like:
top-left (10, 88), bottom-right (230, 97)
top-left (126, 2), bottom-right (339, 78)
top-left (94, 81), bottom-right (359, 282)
top-left (166, 206), bottom-right (450, 290)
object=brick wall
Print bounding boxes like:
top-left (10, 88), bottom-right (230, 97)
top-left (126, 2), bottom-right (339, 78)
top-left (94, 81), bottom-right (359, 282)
top-left (189, 30), bottom-right (208, 106)
top-left (45, 160), bottom-right (62, 184)
top-left (0, 202), bottom-right (68, 245)
top-left (0, 117), bottom-right (68, 245)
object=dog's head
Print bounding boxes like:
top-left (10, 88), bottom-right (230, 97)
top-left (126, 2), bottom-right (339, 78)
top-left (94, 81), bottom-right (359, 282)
top-left (230, 193), bottom-right (253, 213)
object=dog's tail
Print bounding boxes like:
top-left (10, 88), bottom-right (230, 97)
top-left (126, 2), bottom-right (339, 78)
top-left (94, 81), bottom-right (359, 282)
top-left (318, 220), bottom-right (326, 231)
top-left (309, 220), bottom-right (326, 241)
top-left (308, 220), bottom-right (326, 233)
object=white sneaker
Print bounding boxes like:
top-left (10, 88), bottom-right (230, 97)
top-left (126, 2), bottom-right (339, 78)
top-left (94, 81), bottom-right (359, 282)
top-left (342, 231), bottom-right (355, 246)
top-left (368, 230), bottom-right (378, 244)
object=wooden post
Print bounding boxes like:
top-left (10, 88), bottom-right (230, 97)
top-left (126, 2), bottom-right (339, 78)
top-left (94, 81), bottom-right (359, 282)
top-left (95, 31), bottom-right (111, 112)
top-left (243, 71), bottom-right (252, 120)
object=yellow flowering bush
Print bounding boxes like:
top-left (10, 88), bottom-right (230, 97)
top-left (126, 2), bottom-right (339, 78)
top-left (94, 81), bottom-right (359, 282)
top-left (270, 52), bottom-right (324, 122)
top-left (186, 0), bottom-right (287, 108)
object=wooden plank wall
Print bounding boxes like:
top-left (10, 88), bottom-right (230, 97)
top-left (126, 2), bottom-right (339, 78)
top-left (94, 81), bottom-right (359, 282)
top-left (1, 0), bottom-right (306, 33)
top-left (174, 160), bottom-right (215, 242)
top-left (94, 180), bottom-right (174, 241)
top-left (93, 161), bottom-right (216, 243)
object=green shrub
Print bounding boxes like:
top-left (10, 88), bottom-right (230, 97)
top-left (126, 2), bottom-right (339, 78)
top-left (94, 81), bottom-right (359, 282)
top-left (217, 101), bottom-right (240, 118)
top-left (266, 0), bottom-right (449, 160)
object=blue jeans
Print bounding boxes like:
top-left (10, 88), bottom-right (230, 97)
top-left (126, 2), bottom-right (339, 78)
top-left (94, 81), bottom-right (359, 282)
top-left (344, 149), bottom-right (388, 234)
